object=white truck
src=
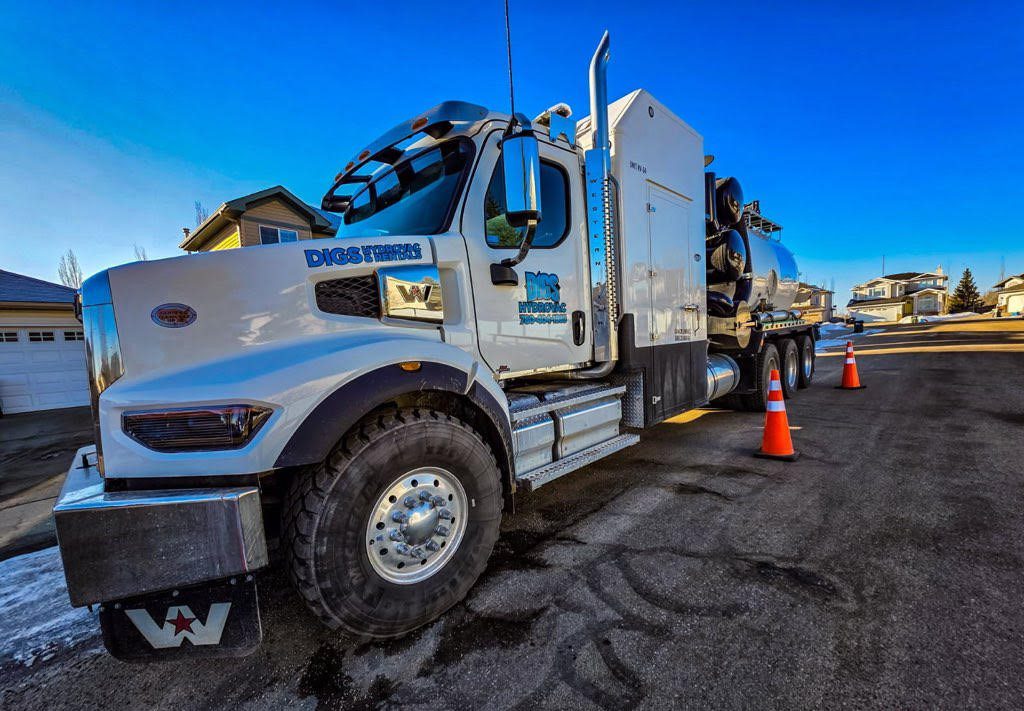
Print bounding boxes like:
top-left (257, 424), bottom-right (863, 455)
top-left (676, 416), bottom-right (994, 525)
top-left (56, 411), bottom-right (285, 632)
top-left (53, 33), bottom-right (815, 660)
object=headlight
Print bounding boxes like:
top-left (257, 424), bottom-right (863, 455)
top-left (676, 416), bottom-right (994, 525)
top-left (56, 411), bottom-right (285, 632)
top-left (122, 405), bottom-right (272, 452)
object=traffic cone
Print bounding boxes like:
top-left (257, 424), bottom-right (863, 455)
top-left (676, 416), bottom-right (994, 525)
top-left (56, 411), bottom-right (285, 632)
top-left (754, 369), bottom-right (799, 461)
top-left (835, 340), bottom-right (867, 390)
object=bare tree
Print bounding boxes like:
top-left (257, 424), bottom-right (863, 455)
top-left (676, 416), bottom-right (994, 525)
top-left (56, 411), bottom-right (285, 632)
top-left (133, 243), bottom-right (148, 261)
top-left (194, 200), bottom-right (209, 227)
top-left (57, 250), bottom-right (84, 289)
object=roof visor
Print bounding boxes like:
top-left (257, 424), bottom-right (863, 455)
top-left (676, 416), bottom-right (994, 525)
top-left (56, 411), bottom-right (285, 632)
top-left (322, 101), bottom-right (489, 213)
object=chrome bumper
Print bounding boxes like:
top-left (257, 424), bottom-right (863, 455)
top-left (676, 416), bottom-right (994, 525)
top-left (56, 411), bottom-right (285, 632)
top-left (53, 446), bottom-right (268, 607)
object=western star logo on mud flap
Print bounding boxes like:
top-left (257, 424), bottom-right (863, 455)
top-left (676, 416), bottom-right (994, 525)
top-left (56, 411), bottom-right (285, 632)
top-left (125, 603), bottom-right (231, 648)
top-left (519, 272), bottom-right (568, 325)
top-left (304, 243), bottom-right (423, 267)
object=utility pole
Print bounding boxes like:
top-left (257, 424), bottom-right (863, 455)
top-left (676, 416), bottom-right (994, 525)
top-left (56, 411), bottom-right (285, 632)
top-left (881, 255), bottom-right (886, 276)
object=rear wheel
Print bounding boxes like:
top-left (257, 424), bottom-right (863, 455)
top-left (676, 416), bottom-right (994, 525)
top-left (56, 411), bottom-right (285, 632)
top-left (779, 338), bottom-right (799, 399)
top-left (797, 334), bottom-right (815, 388)
top-left (740, 343), bottom-right (780, 411)
top-left (282, 408), bottom-right (503, 638)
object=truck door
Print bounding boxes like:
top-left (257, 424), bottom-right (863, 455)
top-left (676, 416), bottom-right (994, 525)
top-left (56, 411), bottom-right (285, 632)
top-left (460, 132), bottom-right (590, 376)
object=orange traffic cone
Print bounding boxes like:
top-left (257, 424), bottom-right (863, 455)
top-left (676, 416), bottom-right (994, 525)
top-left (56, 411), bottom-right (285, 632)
top-left (754, 369), bottom-right (799, 461)
top-left (835, 340), bottom-right (867, 390)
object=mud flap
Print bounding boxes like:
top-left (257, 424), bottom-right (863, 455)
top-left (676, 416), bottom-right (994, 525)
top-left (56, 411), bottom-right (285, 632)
top-left (99, 575), bottom-right (262, 662)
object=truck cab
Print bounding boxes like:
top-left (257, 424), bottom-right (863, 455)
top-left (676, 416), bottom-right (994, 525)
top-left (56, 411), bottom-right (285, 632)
top-left (53, 33), bottom-right (815, 660)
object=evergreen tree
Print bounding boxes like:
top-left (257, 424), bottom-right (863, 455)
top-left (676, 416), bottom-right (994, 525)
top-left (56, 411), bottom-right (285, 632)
top-left (948, 268), bottom-right (981, 313)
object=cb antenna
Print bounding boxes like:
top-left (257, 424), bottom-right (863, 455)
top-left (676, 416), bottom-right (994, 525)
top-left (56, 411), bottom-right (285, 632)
top-left (504, 0), bottom-right (517, 126)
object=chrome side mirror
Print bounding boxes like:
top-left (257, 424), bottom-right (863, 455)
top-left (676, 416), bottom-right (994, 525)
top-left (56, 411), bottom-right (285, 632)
top-left (491, 121), bottom-right (544, 286)
top-left (500, 128), bottom-right (543, 228)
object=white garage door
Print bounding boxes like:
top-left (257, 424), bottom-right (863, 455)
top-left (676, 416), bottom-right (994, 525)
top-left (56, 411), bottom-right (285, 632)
top-left (1006, 293), bottom-right (1024, 315)
top-left (0, 328), bottom-right (90, 414)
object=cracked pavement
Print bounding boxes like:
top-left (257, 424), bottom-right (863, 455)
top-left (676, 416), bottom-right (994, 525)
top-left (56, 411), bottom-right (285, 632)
top-left (3, 319), bottom-right (1024, 709)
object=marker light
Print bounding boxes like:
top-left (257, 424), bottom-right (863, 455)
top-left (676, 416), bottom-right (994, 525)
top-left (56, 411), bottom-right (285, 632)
top-left (399, 361), bottom-right (422, 372)
top-left (123, 405), bottom-right (272, 452)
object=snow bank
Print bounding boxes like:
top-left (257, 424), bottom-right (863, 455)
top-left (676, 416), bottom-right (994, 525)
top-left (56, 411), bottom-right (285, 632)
top-left (817, 322), bottom-right (849, 334)
top-left (898, 312), bottom-right (981, 324)
top-left (816, 328), bottom-right (883, 351)
top-left (0, 547), bottom-right (101, 667)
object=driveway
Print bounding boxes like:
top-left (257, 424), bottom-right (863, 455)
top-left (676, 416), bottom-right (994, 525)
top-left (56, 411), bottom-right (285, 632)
top-left (0, 407), bottom-right (92, 560)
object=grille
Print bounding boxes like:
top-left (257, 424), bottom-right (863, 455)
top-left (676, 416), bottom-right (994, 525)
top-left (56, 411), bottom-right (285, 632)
top-left (314, 276), bottom-right (381, 318)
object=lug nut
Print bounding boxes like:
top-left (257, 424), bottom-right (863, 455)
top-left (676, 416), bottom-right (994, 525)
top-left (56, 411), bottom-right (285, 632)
top-left (419, 490), bottom-right (432, 501)
top-left (426, 540), bottom-right (440, 552)
top-left (391, 511), bottom-right (408, 523)
top-left (388, 529), bottom-right (404, 542)
top-left (403, 496), bottom-right (417, 508)
top-left (410, 547), bottom-right (426, 559)
top-left (430, 495), bottom-right (445, 508)
top-left (435, 525), bottom-right (450, 537)
top-left (438, 508), bottom-right (453, 520)
top-left (395, 543), bottom-right (411, 555)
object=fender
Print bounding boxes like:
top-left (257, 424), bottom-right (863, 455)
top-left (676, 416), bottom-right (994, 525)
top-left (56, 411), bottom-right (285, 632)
top-left (274, 362), bottom-right (513, 477)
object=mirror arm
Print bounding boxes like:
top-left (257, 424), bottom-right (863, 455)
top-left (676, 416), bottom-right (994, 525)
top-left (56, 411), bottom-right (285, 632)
top-left (489, 221), bottom-right (537, 286)
top-left (502, 220), bottom-right (538, 267)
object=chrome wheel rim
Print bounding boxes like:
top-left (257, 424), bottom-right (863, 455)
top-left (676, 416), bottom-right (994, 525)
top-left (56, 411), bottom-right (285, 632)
top-left (801, 348), bottom-right (813, 380)
top-left (785, 350), bottom-right (798, 390)
top-left (366, 467), bottom-right (468, 585)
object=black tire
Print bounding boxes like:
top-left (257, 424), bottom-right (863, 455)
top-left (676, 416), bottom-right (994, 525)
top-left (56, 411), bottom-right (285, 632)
top-left (282, 408), bottom-right (503, 638)
top-left (778, 338), bottom-right (800, 399)
top-left (797, 334), bottom-right (815, 388)
top-left (740, 343), bottom-right (780, 411)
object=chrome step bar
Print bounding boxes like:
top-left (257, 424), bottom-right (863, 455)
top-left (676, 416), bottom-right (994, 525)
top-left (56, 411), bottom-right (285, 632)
top-left (515, 433), bottom-right (640, 492)
top-left (510, 385), bottom-right (626, 423)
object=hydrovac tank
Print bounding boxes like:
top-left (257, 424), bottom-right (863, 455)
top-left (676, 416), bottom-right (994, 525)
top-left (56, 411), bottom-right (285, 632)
top-left (704, 174), bottom-right (799, 351)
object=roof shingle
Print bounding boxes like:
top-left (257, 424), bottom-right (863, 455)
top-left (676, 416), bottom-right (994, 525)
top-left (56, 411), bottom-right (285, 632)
top-left (0, 270), bottom-right (76, 304)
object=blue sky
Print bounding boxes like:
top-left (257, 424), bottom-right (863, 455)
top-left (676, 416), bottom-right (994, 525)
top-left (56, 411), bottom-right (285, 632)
top-left (1, 1), bottom-right (1022, 306)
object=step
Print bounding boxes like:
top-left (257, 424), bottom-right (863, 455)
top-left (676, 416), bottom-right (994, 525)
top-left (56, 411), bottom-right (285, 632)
top-left (514, 433), bottom-right (640, 492)
top-left (509, 384), bottom-right (626, 423)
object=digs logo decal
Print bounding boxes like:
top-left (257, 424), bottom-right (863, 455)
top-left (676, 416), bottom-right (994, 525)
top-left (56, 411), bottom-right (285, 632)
top-left (126, 604), bottom-right (231, 648)
top-left (519, 272), bottom-right (567, 325)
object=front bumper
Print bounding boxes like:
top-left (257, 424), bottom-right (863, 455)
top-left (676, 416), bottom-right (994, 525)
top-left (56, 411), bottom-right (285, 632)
top-left (53, 446), bottom-right (269, 607)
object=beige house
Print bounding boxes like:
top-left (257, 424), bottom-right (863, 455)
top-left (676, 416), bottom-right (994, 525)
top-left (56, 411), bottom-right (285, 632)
top-left (0, 270), bottom-right (88, 414)
top-left (791, 283), bottom-right (834, 323)
top-left (180, 186), bottom-right (337, 252)
top-left (847, 269), bottom-right (948, 322)
top-left (993, 273), bottom-right (1024, 316)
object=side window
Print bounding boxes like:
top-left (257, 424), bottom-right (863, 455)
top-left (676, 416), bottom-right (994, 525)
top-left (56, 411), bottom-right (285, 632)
top-left (484, 157), bottom-right (569, 248)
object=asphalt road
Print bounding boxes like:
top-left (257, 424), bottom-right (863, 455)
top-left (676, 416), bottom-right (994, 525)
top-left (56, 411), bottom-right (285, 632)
top-left (3, 320), bottom-right (1024, 709)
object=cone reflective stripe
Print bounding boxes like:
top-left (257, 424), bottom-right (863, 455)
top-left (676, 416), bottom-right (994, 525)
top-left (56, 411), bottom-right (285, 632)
top-left (836, 340), bottom-right (867, 390)
top-left (754, 369), bottom-right (799, 461)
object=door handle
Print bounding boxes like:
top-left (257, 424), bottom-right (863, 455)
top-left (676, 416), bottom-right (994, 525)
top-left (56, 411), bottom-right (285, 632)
top-left (572, 310), bottom-right (586, 346)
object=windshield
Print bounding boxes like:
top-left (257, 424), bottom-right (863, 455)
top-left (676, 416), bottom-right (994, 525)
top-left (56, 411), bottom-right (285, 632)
top-left (335, 139), bottom-right (473, 238)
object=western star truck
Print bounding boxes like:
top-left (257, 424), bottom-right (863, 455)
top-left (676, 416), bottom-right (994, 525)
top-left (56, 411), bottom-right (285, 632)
top-left (53, 32), bottom-right (815, 660)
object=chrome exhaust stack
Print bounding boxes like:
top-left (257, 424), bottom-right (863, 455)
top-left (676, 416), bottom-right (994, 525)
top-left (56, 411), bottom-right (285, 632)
top-left (568, 31), bottom-right (619, 380)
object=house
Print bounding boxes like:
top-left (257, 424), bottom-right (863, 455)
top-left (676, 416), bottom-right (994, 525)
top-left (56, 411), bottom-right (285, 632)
top-left (847, 269), bottom-right (948, 322)
top-left (791, 283), bottom-right (834, 323)
top-left (179, 186), bottom-right (338, 252)
top-left (993, 273), bottom-right (1024, 316)
top-left (0, 270), bottom-right (88, 414)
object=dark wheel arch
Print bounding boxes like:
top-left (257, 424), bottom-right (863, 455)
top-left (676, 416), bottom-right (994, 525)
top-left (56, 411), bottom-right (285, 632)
top-left (274, 362), bottom-right (513, 492)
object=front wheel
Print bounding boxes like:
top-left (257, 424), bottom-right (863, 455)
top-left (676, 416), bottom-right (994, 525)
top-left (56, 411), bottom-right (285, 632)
top-left (282, 408), bottom-right (503, 638)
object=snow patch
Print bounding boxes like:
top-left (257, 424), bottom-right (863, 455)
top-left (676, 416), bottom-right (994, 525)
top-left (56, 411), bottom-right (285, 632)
top-left (816, 328), bottom-right (883, 351)
top-left (898, 312), bottom-right (981, 324)
top-left (0, 547), bottom-right (101, 667)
